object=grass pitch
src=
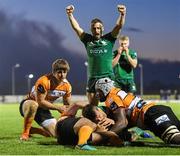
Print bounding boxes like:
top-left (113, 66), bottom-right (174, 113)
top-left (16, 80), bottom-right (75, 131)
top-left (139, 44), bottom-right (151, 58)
top-left (1, 102), bottom-right (180, 155)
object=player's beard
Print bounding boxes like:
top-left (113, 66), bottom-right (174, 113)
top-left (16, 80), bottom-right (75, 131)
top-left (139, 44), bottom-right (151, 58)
top-left (94, 33), bottom-right (101, 40)
top-left (93, 29), bottom-right (103, 40)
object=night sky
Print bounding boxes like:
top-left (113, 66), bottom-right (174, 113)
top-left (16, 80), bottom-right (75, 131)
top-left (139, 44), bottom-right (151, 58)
top-left (0, 0), bottom-right (179, 95)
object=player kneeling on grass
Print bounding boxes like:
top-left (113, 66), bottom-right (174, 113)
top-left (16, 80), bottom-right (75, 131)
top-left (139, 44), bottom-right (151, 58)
top-left (55, 102), bottom-right (123, 150)
top-left (83, 77), bottom-right (180, 144)
top-left (19, 58), bottom-right (72, 141)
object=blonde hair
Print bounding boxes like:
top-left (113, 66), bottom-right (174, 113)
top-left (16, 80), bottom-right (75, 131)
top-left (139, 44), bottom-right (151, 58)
top-left (52, 59), bottom-right (70, 73)
top-left (120, 35), bottom-right (129, 41)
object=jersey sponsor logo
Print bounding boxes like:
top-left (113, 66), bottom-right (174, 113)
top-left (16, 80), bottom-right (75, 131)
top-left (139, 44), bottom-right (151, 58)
top-left (87, 40), bottom-right (108, 54)
top-left (89, 49), bottom-right (108, 54)
top-left (155, 114), bottom-right (170, 126)
top-left (48, 90), bottom-right (66, 97)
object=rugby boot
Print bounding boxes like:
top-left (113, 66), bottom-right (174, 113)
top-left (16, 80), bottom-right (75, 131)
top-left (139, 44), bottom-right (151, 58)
top-left (75, 144), bottom-right (97, 150)
top-left (133, 127), bottom-right (153, 138)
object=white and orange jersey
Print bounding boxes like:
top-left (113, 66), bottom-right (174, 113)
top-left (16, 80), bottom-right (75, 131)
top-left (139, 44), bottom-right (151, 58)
top-left (27, 73), bottom-right (72, 103)
top-left (105, 87), bottom-right (155, 126)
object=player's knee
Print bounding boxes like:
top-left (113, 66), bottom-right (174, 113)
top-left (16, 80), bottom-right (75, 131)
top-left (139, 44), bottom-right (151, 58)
top-left (28, 102), bottom-right (38, 115)
top-left (23, 100), bottom-right (38, 116)
top-left (31, 102), bottom-right (38, 110)
top-left (42, 118), bottom-right (57, 137)
top-left (161, 125), bottom-right (180, 144)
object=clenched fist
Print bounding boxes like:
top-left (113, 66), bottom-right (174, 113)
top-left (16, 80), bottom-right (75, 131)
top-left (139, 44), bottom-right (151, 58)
top-left (117, 5), bottom-right (126, 15)
top-left (66, 5), bottom-right (75, 14)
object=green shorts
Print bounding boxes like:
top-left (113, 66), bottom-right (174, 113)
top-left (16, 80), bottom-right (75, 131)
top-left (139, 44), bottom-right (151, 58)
top-left (115, 78), bottom-right (136, 93)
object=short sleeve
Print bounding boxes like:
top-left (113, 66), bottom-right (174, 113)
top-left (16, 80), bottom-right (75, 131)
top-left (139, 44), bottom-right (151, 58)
top-left (35, 76), bottom-right (49, 94)
top-left (80, 33), bottom-right (92, 46)
top-left (130, 50), bottom-right (137, 59)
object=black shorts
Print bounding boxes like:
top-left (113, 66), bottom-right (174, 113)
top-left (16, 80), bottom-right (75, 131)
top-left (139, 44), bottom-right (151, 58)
top-left (144, 105), bottom-right (180, 137)
top-left (56, 117), bottom-right (81, 145)
top-left (19, 99), bottom-right (54, 125)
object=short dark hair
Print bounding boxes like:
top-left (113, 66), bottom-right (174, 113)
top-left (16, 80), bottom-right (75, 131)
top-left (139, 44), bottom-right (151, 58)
top-left (82, 104), bottom-right (97, 122)
top-left (52, 58), bottom-right (70, 74)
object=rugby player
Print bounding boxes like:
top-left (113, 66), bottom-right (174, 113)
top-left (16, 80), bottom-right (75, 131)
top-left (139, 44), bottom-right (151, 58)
top-left (112, 35), bottom-right (137, 93)
top-left (112, 35), bottom-right (151, 138)
top-left (55, 102), bottom-right (123, 150)
top-left (19, 59), bottom-right (72, 141)
top-left (66, 4), bottom-right (126, 105)
top-left (83, 77), bottom-right (180, 144)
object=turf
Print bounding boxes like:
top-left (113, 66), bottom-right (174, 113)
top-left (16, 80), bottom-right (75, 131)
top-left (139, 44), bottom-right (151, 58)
top-left (1, 103), bottom-right (180, 155)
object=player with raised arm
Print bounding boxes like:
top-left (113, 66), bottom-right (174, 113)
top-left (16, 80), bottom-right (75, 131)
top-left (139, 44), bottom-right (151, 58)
top-left (66, 4), bottom-right (126, 105)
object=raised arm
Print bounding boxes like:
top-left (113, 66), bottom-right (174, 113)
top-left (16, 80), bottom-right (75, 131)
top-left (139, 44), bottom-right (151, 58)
top-left (66, 5), bottom-right (84, 38)
top-left (111, 5), bottom-right (126, 38)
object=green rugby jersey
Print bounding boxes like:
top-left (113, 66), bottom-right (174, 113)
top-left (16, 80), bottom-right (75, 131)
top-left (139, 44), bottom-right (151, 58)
top-left (113, 49), bottom-right (137, 80)
top-left (81, 33), bottom-right (116, 78)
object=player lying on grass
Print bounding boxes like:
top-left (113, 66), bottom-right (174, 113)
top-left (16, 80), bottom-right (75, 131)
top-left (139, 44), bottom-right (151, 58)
top-left (19, 59), bottom-right (73, 141)
top-left (82, 77), bottom-right (180, 144)
top-left (55, 102), bottom-right (123, 150)
top-left (82, 105), bottom-right (140, 143)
